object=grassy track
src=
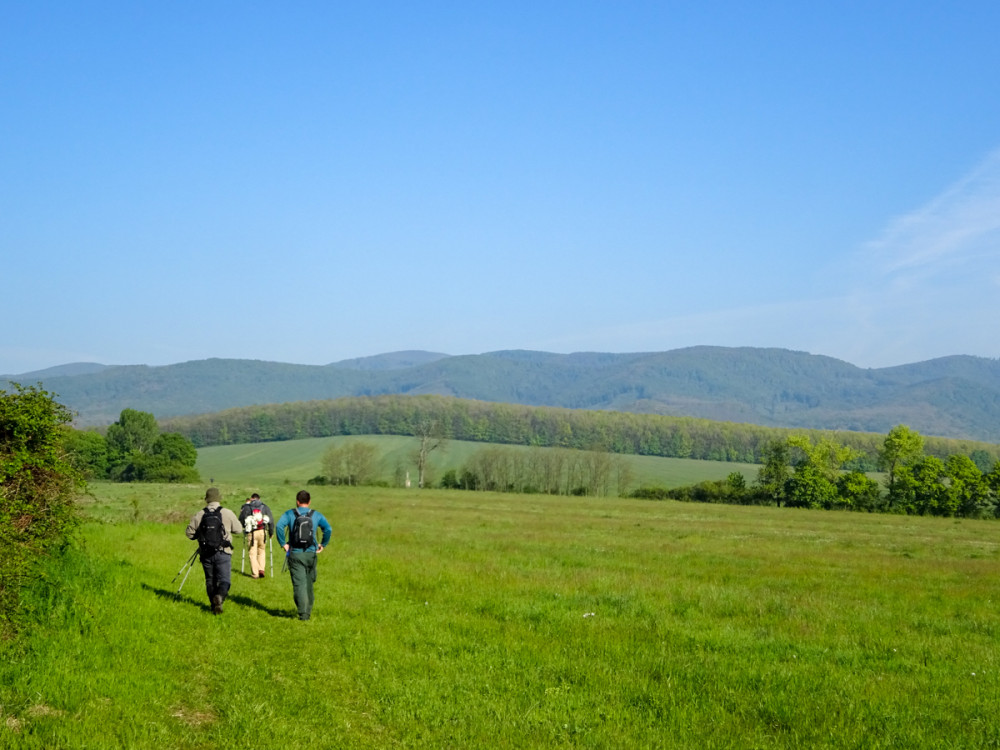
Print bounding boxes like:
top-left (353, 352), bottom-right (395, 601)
top-left (2, 482), bottom-right (999, 748)
top-left (196, 435), bottom-right (761, 489)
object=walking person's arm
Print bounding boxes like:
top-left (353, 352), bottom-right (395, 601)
top-left (224, 509), bottom-right (243, 536)
top-left (221, 508), bottom-right (243, 553)
top-left (316, 513), bottom-right (333, 553)
top-left (275, 511), bottom-right (290, 551)
top-left (185, 511), bottom-right (203, 541)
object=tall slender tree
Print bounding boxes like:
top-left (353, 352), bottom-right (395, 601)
top-left (879, 425), bottom-right (924, 507)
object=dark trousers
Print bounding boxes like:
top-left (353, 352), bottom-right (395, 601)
top-left (200, 549), bottom-right (232, 603)
top-left (287, 551), bottom-right (317, 620)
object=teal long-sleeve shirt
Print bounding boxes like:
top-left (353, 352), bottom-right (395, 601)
top-left (275, 506), bottom-right (332, 552)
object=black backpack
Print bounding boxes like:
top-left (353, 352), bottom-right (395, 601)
top-left (198, 507), bottom-right (226, 551)
top-left (290, 509), bottom-right (315, 549)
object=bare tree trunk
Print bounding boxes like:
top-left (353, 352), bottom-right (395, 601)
top-left (414, 419), bottom-right (447, 489)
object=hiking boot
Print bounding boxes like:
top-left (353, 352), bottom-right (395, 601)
top-left (258, 571), bottom-right (265, 579)
top-left (211, 594), bottom-right (224, 615)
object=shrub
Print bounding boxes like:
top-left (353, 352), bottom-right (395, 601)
top-left (0, 384), bottom-right (82, 635)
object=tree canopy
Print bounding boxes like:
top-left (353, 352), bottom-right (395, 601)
top-left (64, 409), bottom-right (200, 484)
top-left (647, 424), bottom-right (1000, 519)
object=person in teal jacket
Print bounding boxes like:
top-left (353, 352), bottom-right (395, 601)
top-left (275, 490), bottom-right (333, 621)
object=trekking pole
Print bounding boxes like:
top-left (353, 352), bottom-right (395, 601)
top-left (177, 549), bottom-right (199, 594)
top-left (270, 535), bottom-right (274, 578)
top-left (241, 536), bottom-right (246, 575)
top-left (171, 548), bottom-right (199, 585)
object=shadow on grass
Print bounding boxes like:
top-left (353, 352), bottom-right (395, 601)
top-left (142, 584), bottom-right (294, 618)
top-left (227, 593), bottom-right (296, 618)
top-left (142, 583), bottom-right (210, 613)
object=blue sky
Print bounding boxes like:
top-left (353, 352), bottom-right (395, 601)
top-left (4, 2), bottom-right (999, 375)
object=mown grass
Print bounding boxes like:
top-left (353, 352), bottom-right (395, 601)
top-left (196, 435), bottom-right (761, 489)
top-left (2, 482), bottom-right (999, 748)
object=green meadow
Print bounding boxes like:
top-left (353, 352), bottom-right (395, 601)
top-left (195, 435), bottom-right (761, 488)
top-left (2, 468), bottom-right (999, 747)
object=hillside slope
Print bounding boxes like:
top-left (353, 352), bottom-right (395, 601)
top-left (10, 347), bottom-right (1000, 441)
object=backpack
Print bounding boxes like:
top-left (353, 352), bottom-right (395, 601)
top-left (289, 509), bottom-right (315, 549)
top-left (198, 507), bottom-right (226, 551)
top-left (249, 499), bottom-right (265, 530)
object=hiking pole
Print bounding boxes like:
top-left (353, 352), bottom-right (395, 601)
top-left (171, 548), bottom-right (199, 585)
top-left (177, 549), bottom-right (199, 594)
top-left (270, 535), bottom-right (274, 578)
top-left (241, 536), bottom-right (246, 575)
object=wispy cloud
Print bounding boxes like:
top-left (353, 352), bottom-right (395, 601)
top-left (545, 149), bottom-right (1000, 368)
top-left (865, 148), bottom-right (1000, 278)
top-left (830, 149), bottom-right (1000, 365)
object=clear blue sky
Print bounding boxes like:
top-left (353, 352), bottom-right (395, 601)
top-left (4, 2), bottom-right (999, 375)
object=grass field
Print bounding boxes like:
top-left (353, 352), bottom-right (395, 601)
top-left (195, 435), bottom-right (762, 489)
top-left (2, 480), bottom-right (999, 748)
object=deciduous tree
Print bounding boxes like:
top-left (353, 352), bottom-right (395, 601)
top-left (879, 425), bottom-right (924, 506)
top-left (322, 440), bottom-right (379, 485)
top-left (106, 410), bottom-right (199, 483)
top-left (106, 408), bottom-right (159, 457)
top-left (945, 454), bottom-right (989, 518)
top-left (756, 440), bottom-right (791, 506)
top-left (836, 471), bottom-right (882, 512)
top-left (414, 419), bottom-right (446, 489)
top-left (61, 428), bottom-right (108, 479)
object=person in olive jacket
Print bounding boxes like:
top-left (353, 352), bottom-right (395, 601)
top-left (185, 487), bottom-right (242, 614)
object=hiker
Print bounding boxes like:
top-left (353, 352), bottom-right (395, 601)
top-left (275, 490), bottom-right (332, 621)
top-left (185, 488), bottom-right (243, 614)
top-left (238, 492), bottom-right (274, 579)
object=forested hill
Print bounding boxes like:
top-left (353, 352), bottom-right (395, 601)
top-left (9, 347), bottom-right (1000, 442)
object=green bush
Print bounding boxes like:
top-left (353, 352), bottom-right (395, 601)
top-left (0, 384), bottom-right (82, 635)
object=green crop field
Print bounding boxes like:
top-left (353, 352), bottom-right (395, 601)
top-left (195, 435), bottom-right (761, 489)
top-left (3, 476), bottom-right (999, 748)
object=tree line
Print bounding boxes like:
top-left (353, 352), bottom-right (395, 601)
top-left (642, 426), bottom-right (1000, 518)
top-left (306, 423), bottom-right (1000, 517)
top-left (309, 438), bottom-right (635, 498)
top-left (440, 446), bottom-right (634, 497)
top-left (161, 394), bottom-right (1000, 469)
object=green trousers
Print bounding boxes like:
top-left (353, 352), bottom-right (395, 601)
top-left (286, 551), bottom-right (318, 620)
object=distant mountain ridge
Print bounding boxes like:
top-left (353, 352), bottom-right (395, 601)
top-left (6, 362), bottom-right (110, 380)
top-left (326, 350), bottom-right (451, 371)
top-left (8, 347), bottom-right (1000, 442)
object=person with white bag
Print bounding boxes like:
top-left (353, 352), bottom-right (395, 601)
top-left (238, 493), bottom-right (274, 579)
